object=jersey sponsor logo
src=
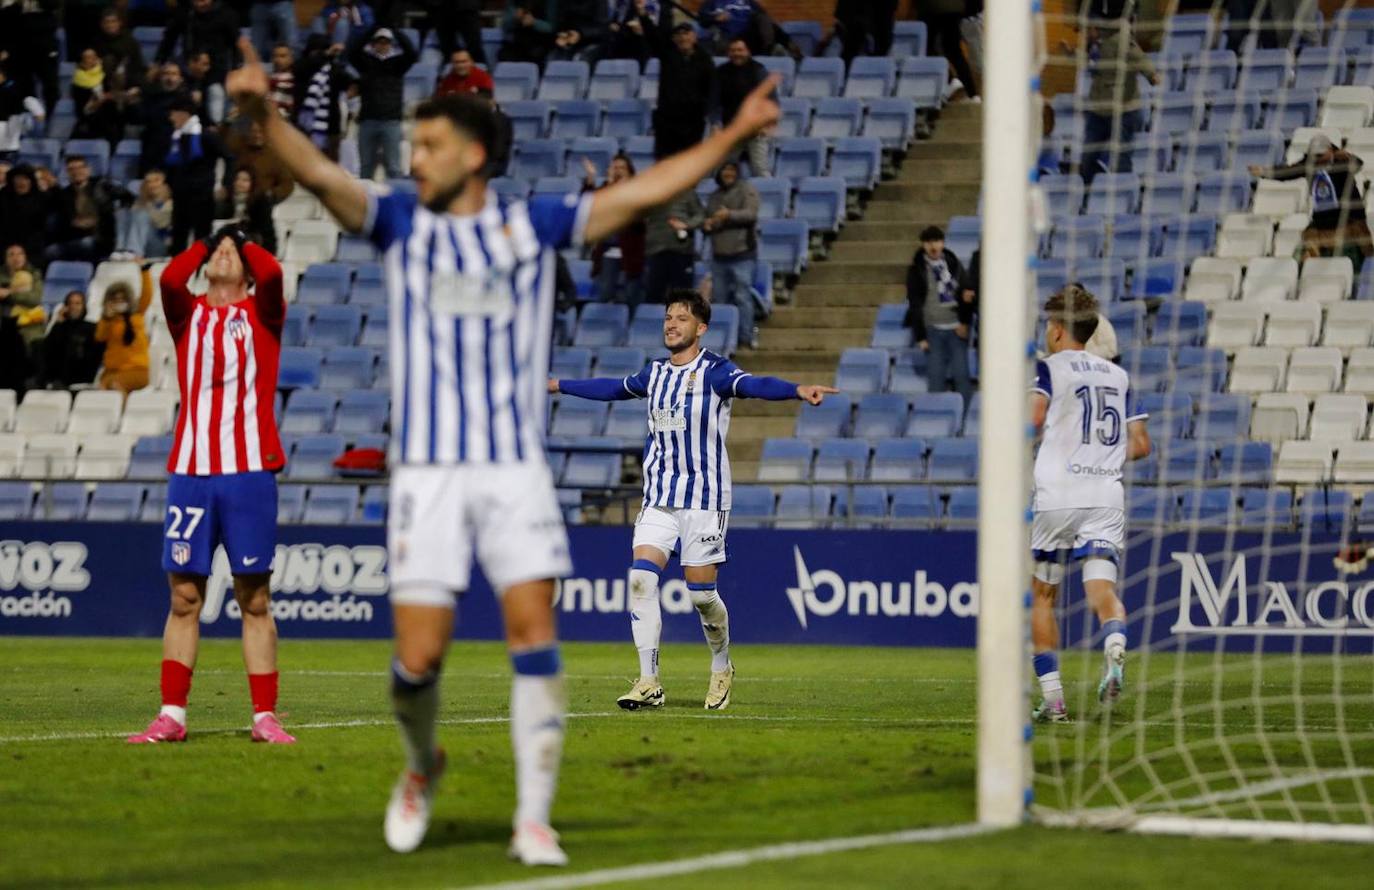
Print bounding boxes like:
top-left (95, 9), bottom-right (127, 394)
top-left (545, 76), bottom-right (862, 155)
top-left (428, 268), bottom-right (513, 317)
top-left (1067, 462), bottom-right (1122, 478)
top-left (784, 547), bottom-right (978, 630)
top-left (1172, 552), bottom-right (1374, 635)
top-left (200, 544), bottom-right (389, 625)
top-left (0, 540), bottom-right (90, 619)
top-left (651, 408), bottom-right (686, 432)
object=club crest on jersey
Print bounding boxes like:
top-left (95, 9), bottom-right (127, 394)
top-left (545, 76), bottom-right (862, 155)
top-left (171, 542), bottom-right (191, 566)
top-left (226, 316), bottom-right (250, 341)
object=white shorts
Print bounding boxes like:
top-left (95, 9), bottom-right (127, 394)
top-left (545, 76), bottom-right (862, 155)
top-left (633, 506), bottom-right (730, 567)
top-left (389, 462), bottom-right (572, 607)
top-left (1030, 507), bottom-right (1125, 565)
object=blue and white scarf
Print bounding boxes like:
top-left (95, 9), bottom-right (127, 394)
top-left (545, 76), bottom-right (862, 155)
top-left (929, 255), bottom-right (958, 304)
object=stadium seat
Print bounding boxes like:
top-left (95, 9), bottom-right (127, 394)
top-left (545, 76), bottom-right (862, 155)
top-left (359, 486), bottom-right (387, 525)
top-left (589, 59), bottom-right (640, 100)
top-left (833, 348), bottom-right (889, 396)
top-left (1161, 215), bottom-right (1217, 257)
top-left (1215, 441), bottom-right (1272, 484)
top-left (810, 97), bottom-right (863, 139)
top-left (87, 482), bottom-right (144, 522)
top-left (296, 263), bottom-right (351, 306)
top-left (0, 433), bottom-right (24, 478)
top-left (574, 303), bottom-right (628, 347)
top-left (551, 347), bottom-right (593, 381)
top-left (1231, 131), bottom-right (1284, 169)
top-left (1184, 50), bottom-right (1238, 92)
top-left (285, 434), bottom-right (345, 480)
top-left (553, 101), bottom-right (602, 139)
top-left (1334, 442), bottom-right (1374, 483)
top-left (753, 177), bottom-right (792, 219)
top-left (870, 438), bottom-right (926, 482)
top-left (1178, 488), bottom-right (1236, 527)
top-left (503, 100), bottom-right (553, 139)
top-left (304, 485), bottom-right (359, 524)
top-left (278, 347), bottom-right (325, 389)
top-left (758, 438), bottom-right (814, 482)
top-left (1348, 348), bottom-right (1374, 395)
top-left (309, 305), bottom-right (362, 348)
top-left (493, 62), bottom-right (539, 101)
top-left (1250, 392), bottom-right (1310, 443)
top-left (889, 20), bottom-right (927, 56)
top-left (795, 395), bottom-right (852, 440)
top-left (1229, 346), bottom-right (1289, 394)
top-left (759, 219), bottom-right (810, 276)
top-left (67, 390), bottom-right (123, 435)
top-left (830, 138), bottom-right (882, 191)
top-left (1319, 85), bottom-right (1374, 130)
top-left (1150, 94), bottom-right (1203, 137)
top-left (277, 484), bottom-right (307, 523)
top-left (794, 57), bottom-right (845, 98)
top-left (849, 394), bottom-right (906, 440)
top-left (731, 485), bottom-right (775, 527)
top-left (119, 390), bottom-right (178, 437)
top-left (1299, 490), bottom-right (1353, 530)
top-left (592, 346), bottom-right (646, 379)
top-left (845, 485), bottom-right (889, 526)
top-left (1039, 174), bottom-right (1085, 217)
top-left (774, 137), bottom-right (827, 183)
top-left (334, 391), bottom-right (389, 435)
top-left (32, 482), bottom-right (87, 520)
top-left (1139, 174), bottom-right (1196, 217)
top-left (1185, 256), bottom-right (1243, 303)
top-left (1049, 215), bottom-right (1105, 260)
top-left (1263, 302), bottom-right (1322, 348)
top-left (1286, 346), bottom-right (1343, 394)
top-left (1174, 346), bottom-right (1228, 395)
top-left (1128, 259), bottom-right (1184, 299)
top-left (813, 440), bottom-right (870, 483)
top-left (776, 97), bottom-right (813, 139)
top-left (602, 99), bottom-right (650, 140)
top-left (359, 315), bottom-right (388, 349)
top-left (1237, 48), bottom-right (1293, 92)
top-left (1298, 257), bottom-right (1354, 303)
top-left (896, 57), bottom-right (947, 108)
top-left (1194, 171), bottom-right (1253, 215)
top-left (1127, 486), bottom-right (1175, 524)
top-left (794, 176), bottom-right (846, 233)
top-left (281, 391), bottom-right (337, 435)
top-left (1194, 393), bottom-right (1251, 440)
top-left (1309, 394), bottom-right (1368, 443)
top-left (551, 401), bottom-right (608, 438)
top-left (538, 61), bottom-right (590, 100)
top-left (562, 452), bottom-right (620, 488)
top-left (0, 480), bottom-right (33, 519)
top-left (511, 139), bottom-right (567, 180)
top-left (604, 400), bottom-right (646, 446)
top-left (1239, 257), bottom-right (1298, 303)
top-left (1086, 173), bottom-right (1141, 215)
top-left (1252, 179), bottom-right (1308, 217)
top-left (844, 56), bottom-right (896, 98)
top-left (1158, 439), bottom-right (1215, 484)
top-left (1236, 486), bottom-right (1291, 526)
top-left (863, 98), bottom-right (918, 150)
top-left (128, 436), bottom-right (173, 479)
top-left (926, 438), bottom-right (977, 482)
top-left (1322, 302), bottom-right (1374, 350)
top-left (890, 485), bottom-right (943, 522)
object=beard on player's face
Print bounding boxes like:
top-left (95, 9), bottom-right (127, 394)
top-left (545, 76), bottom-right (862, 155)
top-left (421, 171), bottom-right (471, 213)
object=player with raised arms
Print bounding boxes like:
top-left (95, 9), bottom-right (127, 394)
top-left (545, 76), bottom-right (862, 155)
top-left (1029, 285), bottom-right (1151, 723)
top-left (551, 291), bottom-right (836, 711)
top-left (222, 38), bottom-right (783, 864)
top-left (126, 225), bottom-right (294, 745)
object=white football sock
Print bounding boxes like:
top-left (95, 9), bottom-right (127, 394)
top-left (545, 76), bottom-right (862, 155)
top-left (1033, 652), bottom-right (1063, 703)
top-left (628, 563), bottom-right (662, 680)
top-left (688, 583), bottom-right (731, 673)
top-left (159, 705), bottom-right (187, 725)
top-left (1102, 619), bottom-right (1127, 658)
top-left (391, 659), bottom-right (441, 777)
top-left (511, 646), bottom-right (566, 828)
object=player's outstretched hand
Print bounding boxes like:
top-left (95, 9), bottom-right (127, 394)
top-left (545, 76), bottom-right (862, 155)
top-left (547, 378), bottom-right (560, 394)
top-left (797, 384), bottom-right (839, 405)
top-left (729, 73), bottom-right (782, 140)
top-left (226, 37), bottom-right (271, 116)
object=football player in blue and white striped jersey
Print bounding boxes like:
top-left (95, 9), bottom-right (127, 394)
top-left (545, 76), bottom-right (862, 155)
top-left (226, 38), bottom-right (786, 864)
top-left (551, 291), bottom-right (837, 711)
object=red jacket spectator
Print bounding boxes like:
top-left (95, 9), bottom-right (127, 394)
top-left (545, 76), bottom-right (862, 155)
top-left (434, 50), bottom-right (493, 97)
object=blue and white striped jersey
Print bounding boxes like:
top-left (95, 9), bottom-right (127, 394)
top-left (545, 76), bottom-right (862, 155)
top-left (365, 186), bottom-right (591, 465)
top-left (622, 350), bottom-right (754, 511)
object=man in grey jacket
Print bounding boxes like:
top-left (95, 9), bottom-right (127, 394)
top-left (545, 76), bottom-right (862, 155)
top-left (704, 161), bottom-right (760, 350)
top-left (643, 188), bottom-right (705, 305)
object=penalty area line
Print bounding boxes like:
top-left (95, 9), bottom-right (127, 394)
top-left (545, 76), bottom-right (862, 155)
top-left (460, 822), bottom-right (999, 890)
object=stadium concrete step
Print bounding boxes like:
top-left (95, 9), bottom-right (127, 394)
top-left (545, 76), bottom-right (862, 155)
top-left (729, 414), bottom-right (800, 440)
top-left (862, 200), bottom-right (974, 222)
top-left (893, 158), bottom-right (982, 183)
top-left (732, 349), bottom-right (843, 372)
top-left (905, 139), bottom-right (982, 161)
top-left (802, 262), bottom-right (908, 286)
top-left (767, 306), bottom-right (878, 328)
top-left (756, 326), bottom-right (870, 350)
top-left (869, 182), bottom-right (981, 206)
top-left (731, 459), bottom-right (760, 481)
top-left (828, 240), bottom-right (920, 264)
top-left (843, 221), bottom-right (942, 241)
top-left (792, 284), bottom-right (905, 306)
top-left (732, 398), bottom-right (802, 416)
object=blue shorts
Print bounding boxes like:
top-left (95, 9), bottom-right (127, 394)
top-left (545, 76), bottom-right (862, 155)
top-left (161, 472), bottom-right (278, 576)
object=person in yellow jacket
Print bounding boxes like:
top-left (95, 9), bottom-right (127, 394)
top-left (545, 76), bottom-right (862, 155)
top-left (95, 265), bottom-right (153, 393)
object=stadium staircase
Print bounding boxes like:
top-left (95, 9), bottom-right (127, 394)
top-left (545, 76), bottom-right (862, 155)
top-left (727, 102), bottom-right (983, 482)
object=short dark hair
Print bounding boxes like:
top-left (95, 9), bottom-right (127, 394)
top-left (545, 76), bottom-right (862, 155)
top-left (64, 154), bottom-right (88, 166)
top-left (1045, 284), bottom-right (1100, 344)
top-left (414, 93), bottom-right (498, 160)
top-left (666, 289), bottom-right (711, 325)
top-left (919, 225), bottom-right (944, 242)
top-left (169, 95), bottom-right (197, 114)
top-left (610, 151), bottom-right (635, 175)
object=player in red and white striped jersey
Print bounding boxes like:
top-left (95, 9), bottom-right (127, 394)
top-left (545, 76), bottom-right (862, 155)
top-left (128, 226), bottom-right (295, 745)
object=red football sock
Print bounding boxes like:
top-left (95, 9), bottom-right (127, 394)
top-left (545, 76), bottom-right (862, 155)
top-left (160, 659), bottom-right (193, 708)
top-left (248, 672), bottom-right (279, 714)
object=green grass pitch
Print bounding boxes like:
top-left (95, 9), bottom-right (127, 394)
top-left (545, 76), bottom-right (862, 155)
top-left (2, 637), bottom-right (1372, 889)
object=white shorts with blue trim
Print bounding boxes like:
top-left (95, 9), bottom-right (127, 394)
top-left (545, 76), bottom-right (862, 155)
top-left (389, 462), bottom-right (572, 606)
top-left (633, 506), bottom-right (729, 567)
top-left (1030, 507), bottom-right (1125, 566)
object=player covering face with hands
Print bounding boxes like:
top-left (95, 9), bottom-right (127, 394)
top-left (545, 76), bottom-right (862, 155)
top-left (224, 38), bottom-right (784, 864)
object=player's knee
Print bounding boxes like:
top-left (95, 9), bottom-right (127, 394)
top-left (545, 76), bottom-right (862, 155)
top-left (396, 647), bottom-right (443, 678)
top-left (234, 586), bottom-right (272, 619)
top-left (168, 584), bottom-right (204, 618)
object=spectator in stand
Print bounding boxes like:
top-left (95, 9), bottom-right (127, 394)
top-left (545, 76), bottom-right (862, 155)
top-left (163, 96), bottom-right (230, 251)
top-left (923, 0), bottom-right (980, 101)
top-left (65, 0), bottom-right (108, 64)
top-left (268, 43), bottom-right (296, 120)
top-left (33, 164), bottom-right (58, 194)
top-left (649, 22), bottom-right (715, 160)
top-left (0, 164), bottom-right (49, 259)
top-left (43, 290), bottom-right (103, 389)
top-left (126, 0), bottom-right (174, 29)
top-left (550, 0), bottom-right (609, 63)
top-left (0, 0), bottom-right (61, 120)
top-left (435, 49), bottom-right (494, 98)
top-left (1077, 13), bottom-right (1157, 183)
top-left (157, 0), bottom-right (241, 84)
top-left (94, 8), bottom-right (148, 88)
top-left (582, 153), bottom-right (646, 309)
top-left (905, 225), bottom-right (975, 404)
top-left (94, 270), bottom-right (153, 394)
top-left (136, 63), bottom-right (194, 176)
top-left (0, 243), bottom-right (45, 352)
top-left (293, 35), bottom-right (356, 162)
top-left (349, 24), bottom-right (417, 181)
top-left (0, 64), bottom-right (45, 163)
top-left (46, 155), bottom-right (122, 263)
top-left (70, 47), bottom-right (128, 147)
top-left (1250, 134), bottom-right (1372, 265)
top-left (499, 2), bottom-right (558, 66)
top-left (248, 0), bottom-right (297, 60)
top-left (113, 168), bottom-right (175, 259)
top-left (224, 118), bottom-right (293, 203)
top-left (184, 50), bottom-right (226, 124)
top-left (713, 38), bottom-right (770, 176)
top-left (643, 188), bottom-right (705, 305)
top-left (215, 167), bottom-right (277, 253)
top-left (605, 0), bottom-right (660, 64)
top-left (699, 0), bottom-right (800, 57)
top-left (0, 310), bottom-right (30, 393)
top-left (312, 0), bottom-right (377, 48)
top-left (426, 0), bottom-right (487, 65)
top-left (703, 161), bottom-right (760, 350)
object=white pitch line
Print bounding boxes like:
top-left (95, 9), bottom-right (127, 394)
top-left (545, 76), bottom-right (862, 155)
top-left (458, 822), bottom-right (999, 890)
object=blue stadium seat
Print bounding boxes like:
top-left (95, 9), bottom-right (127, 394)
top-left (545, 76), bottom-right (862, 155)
top-left (1140, 174), bottom-right (1195, 217)
top-left (404, 65), bottom-right (438, 104)
top-left (831, 138), bottom-right (882, 190)
top-left (64, 139), bottom-right (110, 176)
top-left (575, 303), bottom-right (628, 347)
top-left (1105, 215), bottom-right (1160, 262)
top-left (511, 139), bottom-right (567, 179)
top-left (277, 484), bottom-right (307, 523)
top-left (569, 136), bottom-right (616, 176)
top-left (1300, 491), bottom-right (1353, 532)
top-left (281, 390), bottom-right (337, 435)
top-left (640, 57), bottom-right (660, 100)
top-left (833, 347), bottom-right (889, 395)
top-left (1174, 345), bottom-right (1228, 395)
top-left (563, 451), bottom-right (620, 488)
top-left (813, 439), bottom-right (870, 482)
top-left (84, 482), bottom-right (141, 521)
top-left (846, 486), bottom-right (889, 525)
top-left (870, 438), bottom-right (926, 482)
top-left (334, 391), bottom-right (389, 435)
top-left (1178, 132), bottom-right (1229, 173)
top-left (592, 346), bottom-right (645, 379)
top-left (359, 486), bottom-right (387, 525)
top-left (1151, 301), bottom-right (1207, 347)
top-left (296, 263), bottom-right (351, 305)
top-left (493, 62), bottom-right (540, 101)
top-left (552, 100), bottom-right (602, 139)
top-left (1160, 215), bottom-right (1217, 257)
top-left (538, 61), bottom-right (590, 100)
top-left (304, 485), bottom-right (359, 524)
top-left (774, 137), bottom-right (826, 183)
top-left (1184, 50), bottom-right (1238, 92)
top-left (1238, 487), bottom-right (1290, 526)
top-left (1150, 94), bottom-right (1202, 137)
top-left (604, 400), bottom-right (645, 446)
top-left (309, 305), bottom-right (362, 347)
top-left (1231, 131), bottom-right (1284, 170)
top-left (1237, 48), bottom-right (1292, 91)
top-left (1329, 10), bottom-right (1374, 56)
top-left (491, 176), bottom-right (531, 205)
top-left (844, 56), bottom-right (896, 98)
top-left (1138, 392), bottom-right (1192, 438)
top-left (759, 218), bottom-right (809, 275)
top-left (794, 57), bottom-right (845, 98)
top-left (128, 435), bottom-right (174, 479)
top-left (926, 438), bottom-right (978, 482)
top-left (758, 438), bottom-right (814, 482)
top-left (853, 393), bottom-right (909, 439)
top-left (1178, 488), bottom-right (1236, 527)
top-left (551, 401), bottom-right (608, 438)
top-left (908, 393), bottom-right (964, 438)
top-left (1049, 214), bottom-right (1106, 260)
top-left (776, 97), bottom-right (812, 139)
top-left (753, 177), bottom-right (792, 219)
top-left (285, 434), bottom-right (345, 480)
top-left (795, 394), bottom-right (852, 440)
top-left (775, 485), bottom-right (834, 527)
top-left (602, 99), bottom-right (650, 140)
top-left (278, 347), bottom-right (324, 389)
top-left (551, 346), bottom-right (593, 380)
top-left (1106, 302), bottom-right (1146, 346)
top-left (1074, 257), bottom-right (1127, 302)
top-left (1040, 174), bottom-right (1085, 218)
top-left (757, 55), bottom-right (796, 95)
top-left (626, 315), bottom-right (663, 350)
top-left (810, 97), bottom-right (863, 138)
top-left (1269, 86), bottom-right (1319, 128)
top-left (1206, 92), bottom-right (1263, 131)
top-left (1128, 136), bottom-right (1171, 175)
top-left (781, 20), bottom-right (823, 55)
top-left (890, 485), bottom-right (942, 522)
top-left (503, 100), bottom-right (553, 139)
top-left (589, 59), bottom-right (640, 100)
top-left (890, 21), bottom-right (927, 57)
top-left (1086, 173), bottom-right (1141, 215)
top-left (1162, 13), bottom-right (1215, 56)
top-left (731, 484), bottom-right (776, 527)
top-left (1122, 347), bottom-right (1174, 393)
top-left (320, 346), bottom-right (376, 390)
top-left (623, 134), bottom-right (656, 171)
top-left (36, 482), bottom-right (87, 520)
top-left (1128, 486), bottom-right (1175, 524)
top-left (794, 176), bottom-right (846, 233)
top-left (1355, 46), bottom-right (1374, 84)
top-left (336, 236), bottom-right (379, 263)
top-left (871, 303), bottom-right (913, 349)
top-left (1219, 442), bottom-right (1273, 483)
top-left (946, 487), bottom-right (979, 521)
top-left (1193, 171), bottom-right (1252, 214)
top-left (348, 277), bottom-right (386, 309)
top-left (44, 261), bottom-right (93, 297)
top-left (532, 176), bottom-right (581, 199)
top-left (1158, 440), bottom-right (1215, 485)
top-left (1195, 394), bottom-right (1251, 440)
top-left (359, 315), bottom-right (388, 349)
top-left (1129, 259), bottom-right (1184, 299)
top-left (896, 56), bottom-right (947, 108)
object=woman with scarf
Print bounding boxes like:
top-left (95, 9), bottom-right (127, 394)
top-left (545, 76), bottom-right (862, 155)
top-left (94, 268), bottom-right (154, 394)
top-left (163, 95), bottom-right (230, 251)
top-left (293, 35), bottom-right (356, 162)
top-left (905, 225), bottom-right (975, 404)
top-left (71, 47), bottom-right (127, 147)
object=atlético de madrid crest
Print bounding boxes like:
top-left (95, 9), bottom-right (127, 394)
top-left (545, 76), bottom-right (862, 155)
top-left (171, 542), bottom-right (191, 566)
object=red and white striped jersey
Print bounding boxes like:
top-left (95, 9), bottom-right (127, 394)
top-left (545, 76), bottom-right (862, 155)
top-left (162, 241), bottom-right (287, 475)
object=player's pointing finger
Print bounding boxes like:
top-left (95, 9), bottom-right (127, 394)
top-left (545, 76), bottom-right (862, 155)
top-left (237, 35), bottom-right (262, 67)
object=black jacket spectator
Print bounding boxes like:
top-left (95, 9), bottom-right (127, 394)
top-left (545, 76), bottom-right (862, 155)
top-left (43, 313), bottom-right (102, 390)
top-left (0, 0), bottom-right (61, 119)
top-left (136, 69), bottom-right (194, 176)
top-left (713, 53), bottom-right (766, 127)
top-left (293, 37), bottom-right (356, 158)
top-left (499, 1), bottom-right (557, 66)
top-left (554, 0), bottom-right (609, 59)
top-left (51, 168), bottom-right (122, 257)
top-left (94, 12), bottom-right (147, 87)
top-left (0, 166), bottom-right (50, 261)
top-left (0, 313), bottom-right (30, 393)
top-left (904, 248), bottom-right (975, 342)
top-left (648, 23), bottom-right (715, 159)
top-left (156, 0), bottom-right (241, 83)
top-left (163, 104), bottom-right (230, 250)
top-left (348, 25), bottom-right (418, 122)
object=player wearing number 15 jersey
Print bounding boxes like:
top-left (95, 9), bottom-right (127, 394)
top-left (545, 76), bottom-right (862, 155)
top-left (127, 225), bottom-right (295, 746)
top-left (1028, 285), bottom-right (1151, 724)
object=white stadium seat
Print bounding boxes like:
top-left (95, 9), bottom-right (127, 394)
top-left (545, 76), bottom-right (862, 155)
top-left (1263, 301), bottom-right (1322, 347)
top-left (1298, 256), bottom-right (1353, 303)
top-left (1251, 392), bottom-right (1310, 443)
top-left (1322, 302), bottom-right (1374, 351)
top-left (1241, 257), bottom-right (1298, 302)
top-left (0, 389), bottom-right (15, 432)
top-left (1309, 394), bottom-right (1368, 443)
top-left (1208, 302), bottom-right (1266, 351)
top-left (1285, 346), bottom-right (1344, 394)
top-left (67, 390), bottom-right (124, 435)
top-left (1272, 213), bottom-right (1309, 258)
top-left (1229, 346), bottom-right (1289, 393)
top-left (1319, 86), bottom-right (1374, 131)
top-left (1345, 347), bottom-right (1374, 395)
top-left (1346, 127), bottom-right (1374, 164)
top-left (20, 434), bottom-right (77, 478)
top-left (1186, 257), bottom-right (1243, 303)
top-left (1216, 214), bottom-right (1274, 259)
top-left (74, 434), bottom-right (135, 480)
top-left (1333, 441), bottom-right (1374, 482)
top-left (14, 391), bottom-right (72, 434)
top-left (120, 390), bottom-right (179, 436)
top-left (0, 433), bottom-right (24, 477)
top-left (1273, 440), bottom-right (1335, 483)
top-left (1252, 179), bottom-right (1308, 217)
top-left (283, 220), bottom-right (340, 265)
